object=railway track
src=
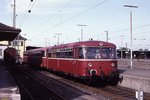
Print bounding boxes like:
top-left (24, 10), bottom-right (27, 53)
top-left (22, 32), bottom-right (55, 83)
top-left (6, 64), bottom-right (63, 100)
top-left (38, 67), bottom-right (150, 100)
top-left (7, 63), bottom-right (150, 100)
top-left (23, 66), bottom-right (88, 100)
top-left (7, 64), bottom-right (89, 100)
top-left (104, 86), bottom-right (150, 100)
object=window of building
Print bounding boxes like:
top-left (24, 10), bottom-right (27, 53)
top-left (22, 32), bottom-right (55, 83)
top-left (21, 41), bottom-right (23, 46)
top-left (13, 41), bottom-right (19, 46)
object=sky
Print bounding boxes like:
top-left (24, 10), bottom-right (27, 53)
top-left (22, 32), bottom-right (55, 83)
top-left (1, 0), bottom-right (150, 50)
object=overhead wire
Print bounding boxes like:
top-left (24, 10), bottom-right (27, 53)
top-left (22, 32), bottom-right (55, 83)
top-left (19, 0), bottom-right (36, 28)
top-left (25, 0), bottom-right (150, 48)
top-left (60, 0), bottom-right (74, 11)
top-left (18, 2), bottom-right (32, 27)
top-left (109, 24), bottom-right (150, 48)
top-left (32, 0), bottom-right (109, 37)
top-left (27, 0), bottom-right (75, 36)
top-left (109, 23), bottom-right (150, 40)
top-left (29, 0), bottom-right (36, 12)
top-left (104, 22), bottom-right (150, 44)
top-left (110, 23), bottom-right (150, 34)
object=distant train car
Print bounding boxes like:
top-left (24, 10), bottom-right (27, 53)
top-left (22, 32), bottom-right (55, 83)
top-left (23, 50), bottom-right (30, 64)
top-left (26, 47), bottom-right (48, 67)
top-left (4, 47), bottom-right (17, 64)
top-left (25, 41), bottom-right (119, 84)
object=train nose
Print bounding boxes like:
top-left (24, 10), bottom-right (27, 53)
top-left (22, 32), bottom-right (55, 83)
top-left (90, 69), bottom-right (97, 76)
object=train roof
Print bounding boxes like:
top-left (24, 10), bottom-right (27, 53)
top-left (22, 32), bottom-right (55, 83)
top-left (26, 47), bottom-right (50, 53)
top-left (50, 40), bottom-right (116, 49)
top-left (31, 47), bottom-right (48, 51)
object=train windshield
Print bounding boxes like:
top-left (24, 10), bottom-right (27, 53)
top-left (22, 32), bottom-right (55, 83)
top-left (79, 47), bottom-right (116, 59)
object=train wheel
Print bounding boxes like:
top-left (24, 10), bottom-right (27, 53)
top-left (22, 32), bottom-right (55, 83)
top-left (83, 77), bottom-right (92, 84)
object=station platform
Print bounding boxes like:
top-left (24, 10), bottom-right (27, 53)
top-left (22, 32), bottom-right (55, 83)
top-left (0, 60), bottom-right (20, 100)
top-left (118, 66), bottom-right (150, 93)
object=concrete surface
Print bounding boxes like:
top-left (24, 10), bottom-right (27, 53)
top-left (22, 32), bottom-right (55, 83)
top-left (119, 67), bottom-right (150, 93)
top-left (0, 60), bottom-right (20, 100)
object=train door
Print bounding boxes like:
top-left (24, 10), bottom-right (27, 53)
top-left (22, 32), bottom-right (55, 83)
top-left (44, 50), bottom-right (48, 69)
top-left (73, 48), bottom-right (78, 75)
top-left (57, 57), bottom-right (59, 70)
top-left (43, 50), bottom-right (48, 68)
top-left (45, 49), bottom-right (48, 69)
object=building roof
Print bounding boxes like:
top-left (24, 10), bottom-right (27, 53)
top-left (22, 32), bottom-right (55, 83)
top-left (0, 23), bottom-right (21, 41)
top-left (14, 35), bottom-right (27, 41)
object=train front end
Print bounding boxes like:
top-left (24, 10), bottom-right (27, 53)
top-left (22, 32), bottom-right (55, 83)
top-left (76, 41), bottom-right (119, 83)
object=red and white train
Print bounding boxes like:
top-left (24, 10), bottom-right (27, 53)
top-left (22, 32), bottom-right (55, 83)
top-left (23, 41), bottom-right (119, 83)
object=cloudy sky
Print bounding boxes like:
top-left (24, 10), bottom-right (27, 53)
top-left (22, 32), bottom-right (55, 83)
top-left (1, 0), bottom-right (150, 50)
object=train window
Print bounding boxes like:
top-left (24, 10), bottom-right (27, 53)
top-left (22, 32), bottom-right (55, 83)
top-left (79, 48), bottom-right (83, 59)
top-left (56, 52), bottom-right (60, 58)
top-left (66, 52), bottom-right (73, 58)
top-left (48, 53), bottom-right (51, 57)
top-left (79, 47), bottom-right (87, 59)
top-left (84, 47), bottom-right (116, 59)
top-left (41, 51), bottom-right (45, 57)
top-left (55, 52), bottom-right (73, 58)
top-left (49, 53), bottom-right (56, 58)
top-left (87, 47), bottom-right (101, 59)
top-left (101, 48), bottom-right (116, 59)
top-left (49, 49), bottom-right (73, 58)
top-left (31, 52), bottom-right (44, 58)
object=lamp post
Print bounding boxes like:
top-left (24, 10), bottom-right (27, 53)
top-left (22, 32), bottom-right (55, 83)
top-left (120, 35), bottom-right (124, 59)
top-left (124, 4), bottom-right (138, 69)
top-left (13, 0), bottom-right (16, 27)
top-left (54, 33), bottom-right (61, 45)
top-left (12, 0), bottom-right (21, 63)
top-left (77, 24), bottom-right (87, 41)
top-left (44, 38), bottom-right (49, 47)
top-left (104, 30), bottom-right (109, 42)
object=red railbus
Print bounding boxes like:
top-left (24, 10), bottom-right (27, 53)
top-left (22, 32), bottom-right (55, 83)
top-left (47, 41), bottom-right (118, 83)
top-left (24, 41), bottom-right (119, 84)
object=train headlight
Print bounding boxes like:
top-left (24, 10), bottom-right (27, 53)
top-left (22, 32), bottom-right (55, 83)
top-left (88, 63), bottom-right (92, 67)
top-left (90, 69), bottom-right (97, 76)
top-left (111, 63), bottom-right (115, 67)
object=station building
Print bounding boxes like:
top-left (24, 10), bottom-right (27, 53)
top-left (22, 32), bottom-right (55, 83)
top-left (117, 48), bottom-right (150, 59)
top-left (0, 22), bottom-right (25, 60)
